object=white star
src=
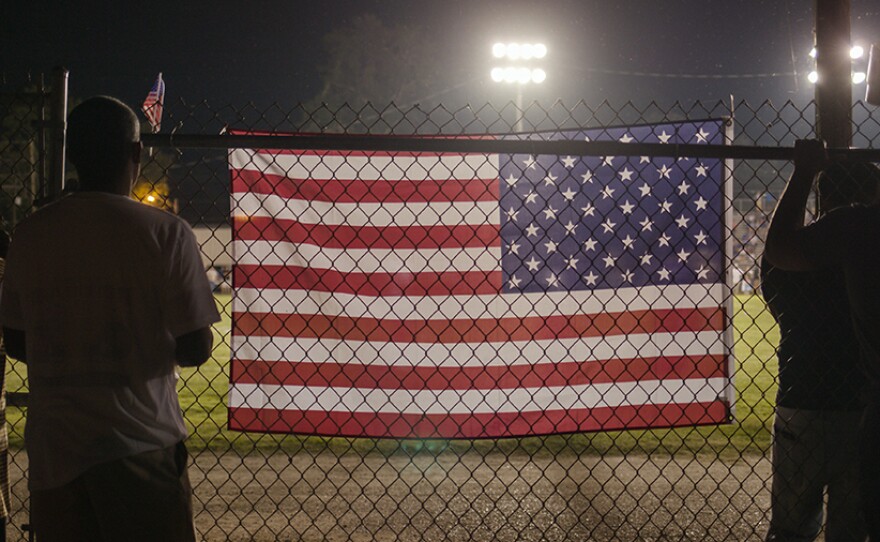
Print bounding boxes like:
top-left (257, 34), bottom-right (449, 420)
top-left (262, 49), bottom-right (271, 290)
top-left (507, 274), bottom-right (522, 289)
top-left (675, 214), bottom-right (691, 229)
top-left (658, 233), bottom-right (672, 247)
top-left (638, 183), bottom-right (651, 197)
top-left (543, 240), bottom-right (558, 254)
top-left (562, 155), bottom-right (577, 168)
top-left (677, 180), bottom-right (691, 195)
top-left (619, 133), bottom-right (635, 143)
top-left (523, 155), bottom-right (537, 169)
top-left (603, 254), bottom-right (617, 268)
top-left (581, 203), bottom-right (596, 217)
top-left (543, 172), bottom-right (558, 186)
top-left (562, 187), bottom-right (577, 201)
top-left (694, 230), bottom-right (708, 245)
top-left (677, 248), bottom-right (692, 262)
top-left (583, 271), bottom-right (599, 286)
top-left (696, 265), bottom-right (710, 280)
top-left (601, 219), bottom-right (616, 234)
top-left (566, 256), bottom-right (579, 270)
top-left (525, 223), bottom-right (540, 237)
top-left (657, 267), bottom-right (671, 281)
top-left (525, 190), bottom-right (539, 205)
top-left (622, 234), bottom-right (635, 249)
top-left (542, 206), bottom-right (558, 220)
top-left (657, 130), bottom-right (672, 143)
top-left (504, 174), bottom-right (518, 187)
top-left (601, 186), bottom-right (616, 199)
top-left (506, 207), bottom-right (519, 222)
top-left (620, 269), bottom-right (635, 283)
top-left (619, 200), bottom-right (635, 215)
top-left (694, 196), bottom-right (708, 211)
top-left (658, 200), bottom-right (673, 213)
top-left (657, 164), bottom-right (673, 179)
top-left (640, 252), bottom-right (653, 266)
top-left (584, 237), bottom-right (598, 252)
top-left (640, 156), bottom-right (651, 164)
top-left (639, 216), bottom-right (654, 232)
top-left (603, 156), bottom-right (616, 166)
top-left (545, 273), bottom-right (560, 287)
top-left (695, 128), bottom-right (710, 143)
top-left (619, 167), bottom-right (635, 182)
top-left (525, 257), bottom-right (541, 271)
top-left (564, 220), bottom-right (578, 235)
top-left (508, 242), bottom-right (521, 255)
top-left (581, 171), bottom-right (594, 184)
top-left (695, 163), bottom-right (708, 177)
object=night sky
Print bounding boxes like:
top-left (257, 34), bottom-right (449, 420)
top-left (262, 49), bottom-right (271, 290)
top-left (4, 1), bottom-right (879, 109)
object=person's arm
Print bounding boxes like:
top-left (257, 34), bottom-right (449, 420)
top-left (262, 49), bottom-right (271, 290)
top-left (765, 139), bottom-right (829, 270)
top-left (175, 327), bottom-right (213, 367)
top-left (2, 327), bottom-right (25, 363)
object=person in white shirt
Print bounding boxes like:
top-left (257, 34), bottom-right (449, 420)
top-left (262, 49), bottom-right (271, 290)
top-left (0, 96), bottom-right (220, 542)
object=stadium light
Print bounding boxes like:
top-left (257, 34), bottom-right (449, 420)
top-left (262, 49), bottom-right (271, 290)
top-left (808, 71), bottom-right (819, 84)
top-left (853, 71), bottom-right (867, 84)
top-left (851, 45), bottom-right (865, 59)
top-left (807, 44), bottom-right (868, 85)
top-left (491, 41), bottom-right (547, 131)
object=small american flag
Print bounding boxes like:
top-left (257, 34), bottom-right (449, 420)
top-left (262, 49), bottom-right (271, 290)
top-left (226, 120), bottom-right (735, 438)
top-left (141, 73), bottom-right (165, 132)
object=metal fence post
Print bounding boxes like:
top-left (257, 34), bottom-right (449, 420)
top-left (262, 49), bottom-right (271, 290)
top-left (814, 0), bottom-right (852, 147)
top-left (46, 67), bottom-right (68, 203)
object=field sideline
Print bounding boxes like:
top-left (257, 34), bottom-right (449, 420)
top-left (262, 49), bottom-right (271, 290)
top-left (3, 294), bottom-right (779, 457)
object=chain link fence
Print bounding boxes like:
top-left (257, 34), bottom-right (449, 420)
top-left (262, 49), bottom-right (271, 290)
top-left (2, 75), bottom-right (880, 540)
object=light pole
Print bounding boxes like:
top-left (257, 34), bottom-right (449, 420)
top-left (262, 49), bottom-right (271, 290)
top-left (491, 42), bottom-right (547, 132)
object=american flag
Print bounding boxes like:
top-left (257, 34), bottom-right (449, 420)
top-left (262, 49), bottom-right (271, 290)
top-left (141, 73), bottom-right (165, 132)
top-left (226, 120), bottom-right (734, 438)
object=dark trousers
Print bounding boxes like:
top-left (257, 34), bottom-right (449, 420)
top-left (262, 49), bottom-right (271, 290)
top-left (861, 401), bottom-right (880, 542)
top-left (31, 442), bottom-right (195, 542)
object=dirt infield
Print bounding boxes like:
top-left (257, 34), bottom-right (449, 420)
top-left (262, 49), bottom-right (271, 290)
top-left (5, 449), bottom-right (775, 541)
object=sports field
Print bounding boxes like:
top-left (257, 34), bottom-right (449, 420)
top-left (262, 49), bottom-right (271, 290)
top-left (3, 294), bottom-right (779, 457)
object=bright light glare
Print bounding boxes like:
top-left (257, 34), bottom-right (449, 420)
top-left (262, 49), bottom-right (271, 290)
top-left (146, 195), bottom-right (156, 203)
top-left (515, 67), bottom-right (531, 83)
top-left (521, 43), bottom-right (535, 59)
top-left (851, 45), bottom-right (865, 59)
top-left (506, 43), bottom-right (521, 59)
top-left (853, 71), bottom-right (867, 84)
top-left (492, 43), bottom-right (506, 58)
top-left (491, 67), bottom-right (504, 82)
top-left (808, 71), bottom-right (819, 84)
top-left (503, 67), bottom-right (518, 83)
top-left (809, 47), bottom-right (817, 59)
top-left (531, 68), bottom-right (547, 83)
top-left (534, 43), bottom-right (547, 58)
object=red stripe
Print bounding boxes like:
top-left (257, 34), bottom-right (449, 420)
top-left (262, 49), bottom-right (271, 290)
top-left (234, 217), bottom-right (500, 250)
top-left (230, 354), bottom-right (727, 390)
top-left (232, 307), bottom-right (724, 343)
top-left (232, 170), bottom-right (499, 203)
top-left (233, 265), bottom-right (502, 296)
top-left (228, 131), bottom-right (496, 156)
top-left (228, 402), bottom-right (730, 438)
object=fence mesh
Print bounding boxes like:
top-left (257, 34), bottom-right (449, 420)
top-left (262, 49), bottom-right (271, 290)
top-left (2, 80), bottom-right (880, 541)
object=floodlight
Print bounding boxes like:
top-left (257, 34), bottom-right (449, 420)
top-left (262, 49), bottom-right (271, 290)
top-left (516, 67), bottom-right (531, 84)
top-left (534, 43), bottom-right (547, 58)
top-left (852, 45), bottom-right (865, 59)
top-left (507, 43), bottom-right (521, 60)
top-left (808, 71), bottom-right (819, 84)
top-left (492, 43), bottom-right (506, 58)
top-left (521, 44), bottom-right (535, 59)
top-left (531, 68), bottom-right (547, 83)
top-left (503, 67), bottom-right (518, 83)
top-left (809, 47), bottom-right (817, 59)
top-left (853, 71), bottom-right (867, 84)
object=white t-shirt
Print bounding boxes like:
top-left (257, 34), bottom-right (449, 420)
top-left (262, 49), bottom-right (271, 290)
top-left (0, 191), bottom-right (220, 490)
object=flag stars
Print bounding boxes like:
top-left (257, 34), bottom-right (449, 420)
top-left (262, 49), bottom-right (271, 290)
top-left (542, 206), bottom-right (558, 220)
top-left (622, 234), bottom-right (636, 249)
top-left (504, 174), bottom-right (518, 187)
top-left (581, 203), bottom-right (596, 217)
top-left (583, 270), bottom-right (599, 286)
top-left (640, 156), bottom-right (651, 164)
top-left (695, 128), bottom-right (710, 143)
top-left (524, 190), bottom-right (539, 205)
top-left (601, 186), bottom-right (616, 200)
top-left (603, 156), bottom-right (616, 166)
top-left (508, 241), bottom-right (521, 255)
top-left (619, 133), bottom-right (635, 143)
top-left (657, 131), bottom-right (673, 143)
top-left (603, 254), bottom-right (617, 268)
top-left (657, 267), bottom-right (671, 281)
top-left (640, 252), bottom-right (654, 266)
top-left (523, 155), bottom-right (537, 169)
top-left (619, 167), bottom-right (635, 182)
top-left (566, 256), bottom-right (580, 270)
top-left (507, 274), bottom-right (522, 289)
top-left (564, 221), bottom-right (578, 236)
top-left (694, 196), bottom-right (708, 211)
top-left (695, 163), bottom-right (708, 177)
top-left (696, 265), bottom-right (710, 280)
top-left (638, 183), bottom-right (651, 197)
top-left (525, 257), bottom-right (541, 271)
top-left (562, 187), bottom-right (577, 201)
top-left (658, 200), bottom-right (673, 213)
top-left (581, 171), bottom-right (594, 184)
top-left (677, 248), bottom-right (692, 262)
top-left (677, 180), bottom-right (691, 195)
top-left (639, 217), bottom-right (654, 232)
top-left (543, 172), bottom-right (559, 186)
top-left (584, 237), bottom-right (598, 252)
top-left (543, 240), bottom-right (558, 254)
top-left (601, 219), bottom-right (617, 234)
top-left (658, 233), bottom-right (672, 247)
top-left (619, 200), bottom-right (635, 215)
top-left (676, 214), bottom-right (691, 229)
top-left (506, 207), bottom-right (520, 222)
top-left (694, 230), bottom-right (708, 245)
top-left (657, 164), bottom-right (673, 179)
top-left (525, 223), bottom-right (540, 237)
top-left (562, 155), bottom-right (577, 168)
top-left (545, 273), bottom-right (560, 288)
top-left (621, 269), bottom-right (635, 283)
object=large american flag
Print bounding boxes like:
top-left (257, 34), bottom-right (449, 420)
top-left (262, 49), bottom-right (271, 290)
top-left (141, 73), bottom-right (165, 132)
top-left (227, 120), bottom-right (734, 438)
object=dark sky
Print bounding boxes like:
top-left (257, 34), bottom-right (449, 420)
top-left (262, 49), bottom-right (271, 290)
top-left (4, 1), bottom-right (878, 110)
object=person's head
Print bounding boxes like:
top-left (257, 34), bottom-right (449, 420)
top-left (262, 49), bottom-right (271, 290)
top-left (817, 159), bottom-right (880, 215)
top-left (66, 96), bottom-right (142, 194)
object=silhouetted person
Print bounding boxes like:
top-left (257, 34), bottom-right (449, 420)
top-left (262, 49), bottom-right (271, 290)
top-left (761, 159), bottom-right (877, 542)
top-left (0, 96), bottom-right (220, 541)
top-left (766, 139), bottom-right (880, 542)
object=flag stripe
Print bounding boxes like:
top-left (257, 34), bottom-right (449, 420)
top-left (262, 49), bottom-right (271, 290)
top-left (231, 330), bottom-right (725, 367)
top-left (232, 307), bottom-right (724, 342)
top-left (228, 401), bottom-right (729, 438)
top-left (234, 217), bottom-right (499, 249)
top-left (232, 169), bottom-right (499, 203)
top-left (233, 265), bottom-right (501, 296)
top-left (230, 354), bottom-right (727, 390)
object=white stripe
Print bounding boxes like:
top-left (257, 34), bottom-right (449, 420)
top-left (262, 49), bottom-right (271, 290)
top-left (228, 377), bottom-right (728, 414)
top-left (233, 240), bottom-right (500, 273)
top-left (232, 283), bottom-right (724, 320)
top-left (231, 192), bottom-right (499, 227)
top-left (230, 149), bottom-right (500, 181)
top-left (231, 331), bottom-right (725, 367)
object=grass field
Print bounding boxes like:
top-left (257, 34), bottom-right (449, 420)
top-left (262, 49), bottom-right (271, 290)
top-left (3, 294), bottom-right (780, 458)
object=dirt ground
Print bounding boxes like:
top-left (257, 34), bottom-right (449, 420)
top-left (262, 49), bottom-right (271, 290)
top-left (5, 449), bottom-right (776, 542)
